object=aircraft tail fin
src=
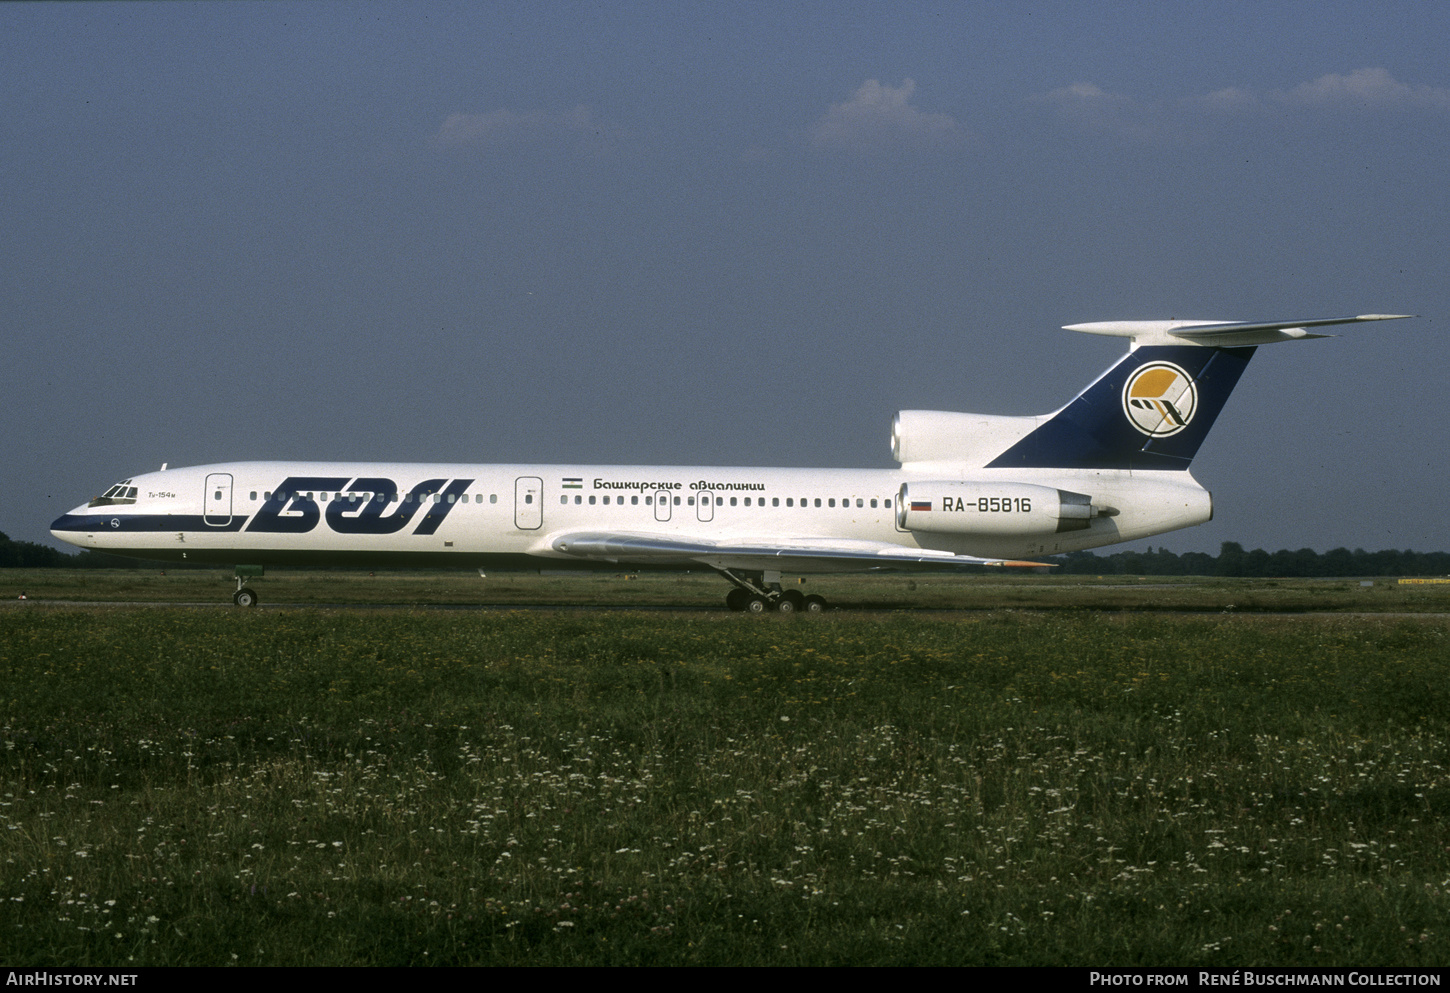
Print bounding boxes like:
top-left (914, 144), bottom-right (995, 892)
top-left (985, 344), bottom-right (1253, 471)
top-left (985, 314), bottom-right (1411, 472)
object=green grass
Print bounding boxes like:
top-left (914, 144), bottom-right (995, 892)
top-left (2, 603), bottom-right (1448, 965)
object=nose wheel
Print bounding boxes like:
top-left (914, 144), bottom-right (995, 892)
top-left (232, 565), bottom-right (264, 607)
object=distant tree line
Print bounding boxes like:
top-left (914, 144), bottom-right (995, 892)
top-left (1052, 542), bottom-right (1450, 578)
top-left (0, 531), bottom-right (165, 569)
top-left (3, 530), bottom-right (1447, 577)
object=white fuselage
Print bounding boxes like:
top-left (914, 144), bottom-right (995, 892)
top-left (53, 460), bottom-right (1212, 570)
top-left (52, 315), bottom-right (1411, 586)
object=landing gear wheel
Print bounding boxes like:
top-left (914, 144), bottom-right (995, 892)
top-left (781, 590), bottom-right (806, 611)
top-left (726, 588), bottom-right (751, 612)
top-left (743, 595), bottom-right (769, 614)
top-left (233, 587), bottom-right (258, 608)
top-left (802, 594), bottom-right (827, 613)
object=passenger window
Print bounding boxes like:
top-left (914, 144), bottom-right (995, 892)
top-left (772, 498), bottom-right (779, 507)
top-left (828, 498), bottom-right (835, 507)
top-left (884, 498), bottom-right (891, 508)
top-left (490, 494), bottom-right (498, 504)
top-left (673, 497), bottom-right (680, 505)
top-left (857, 499), bottom-right (863, 508)
top-left (560, 495), bottom-right (568, 505)
top-left (525, 494), bottom-right (533, 504)
top-left (814, 498), bottom-right (821, 507)
top-left (575, 495), bottom-right (581, 504)
top-left (870, 498), bottom-right (878, 508)
top-left (730, 497), bottom-right (737, 506)
top-left (632, 495), bottom-right (638, 505)
top-left (589, 495), bottom-right (596, 505)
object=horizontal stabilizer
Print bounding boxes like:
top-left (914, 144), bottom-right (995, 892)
top-left (1065, 313), bottom-right (1413, 347)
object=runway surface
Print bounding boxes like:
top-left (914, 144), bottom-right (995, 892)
top-left (6, 599), bottom-right (1449, 618)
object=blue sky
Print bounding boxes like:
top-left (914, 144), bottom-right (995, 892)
top-left (5, 2), bottom-right (1447, 555)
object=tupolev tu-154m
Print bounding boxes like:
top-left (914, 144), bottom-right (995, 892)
top-left (51, 314), bottom-right (1411, 611)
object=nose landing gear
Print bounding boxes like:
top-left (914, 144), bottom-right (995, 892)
top-left (232, 565), bottom-right (264, 607)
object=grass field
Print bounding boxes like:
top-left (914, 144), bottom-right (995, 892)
top-left (2, 573), bottom-right (1448, 965)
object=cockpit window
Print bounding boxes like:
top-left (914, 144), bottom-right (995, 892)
top-left (88, 479), bottom-right (138, 508)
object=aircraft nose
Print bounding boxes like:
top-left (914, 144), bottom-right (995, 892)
top-left (50, 508), bottom-right (95, 547)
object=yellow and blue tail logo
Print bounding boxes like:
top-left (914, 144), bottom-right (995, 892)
top-left (988, 345), bottom-right (1256, 470)
top-left (1123, 361), bottom-right (1198, 437)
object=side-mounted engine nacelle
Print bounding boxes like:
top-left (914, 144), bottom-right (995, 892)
top-left (891, 410), bottom-right (1039, 466)
top-left (897, 481), bottom-right (1099, 536)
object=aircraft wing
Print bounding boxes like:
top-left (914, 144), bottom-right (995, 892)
top-left (548, 531), bottom-right (1051, 572)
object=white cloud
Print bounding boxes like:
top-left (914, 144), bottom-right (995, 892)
top-left (1041, 81), bottom-right (1161, 141)
top-left (1194, 86), bottom-right (1260, 114)
top-left (1040, 68), bottom-right (1450, 142)
top-left (810, 79), bottom-right (965, 151)
top-left (1048, 82), bottom-right (1116, 104)
top-left (433, 105), bottom-right (630, 156)
top-left (1277, 68), bottom-right (1450, 110)
top-left (435, 109), bottom-right (553, 148)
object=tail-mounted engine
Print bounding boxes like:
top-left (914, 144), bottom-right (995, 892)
top-left (897, 481), bottom-right (1101, 536)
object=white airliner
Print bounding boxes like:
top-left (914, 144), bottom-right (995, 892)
top-left (51, 315), bottom-right (1410, 611)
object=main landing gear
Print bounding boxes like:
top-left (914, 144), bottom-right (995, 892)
top-left (718, 569), bottom-right (827, 614)
top-left (232, 565), bottom-right (264, 607)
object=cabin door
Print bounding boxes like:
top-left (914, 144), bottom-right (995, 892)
top-left (204, 473), bottom-right (233, 527)
top-left (514, 476), bottom-right (543, 530)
